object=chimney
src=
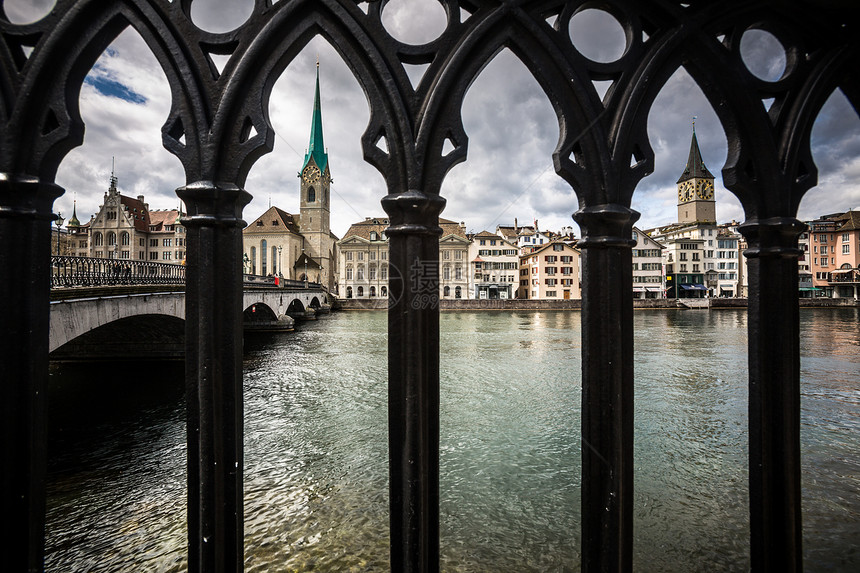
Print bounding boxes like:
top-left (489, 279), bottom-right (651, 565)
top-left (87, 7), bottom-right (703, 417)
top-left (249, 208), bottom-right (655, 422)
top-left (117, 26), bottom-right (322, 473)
top-left (137, 195), bottom-right (145, 202)
top-left (514, 218), bottom-right (518, 232)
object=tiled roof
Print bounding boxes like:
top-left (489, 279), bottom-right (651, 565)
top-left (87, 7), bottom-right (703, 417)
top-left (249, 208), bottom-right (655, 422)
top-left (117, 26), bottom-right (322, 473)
top-left (837, 210), bottom-right (860, 231)
top-left (120, 195), bottom-right (150, 232)
top-left (440, 217), bottom-right (467, 238)
top-left (148, 209), bottom-right (181, 232)
top-left (244, 206), bottom-right (302, 235)
top-left (342, 217), bottom-right (390, 240)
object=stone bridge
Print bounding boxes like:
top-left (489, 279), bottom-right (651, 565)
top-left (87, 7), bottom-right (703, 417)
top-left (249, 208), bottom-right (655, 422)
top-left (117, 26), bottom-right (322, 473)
top-left (49, 287), bottom-right (332, 357)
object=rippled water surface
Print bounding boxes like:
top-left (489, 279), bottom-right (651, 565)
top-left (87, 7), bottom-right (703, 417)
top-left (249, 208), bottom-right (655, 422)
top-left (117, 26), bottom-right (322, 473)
top-left (45, 308), bottom-right (860, 571)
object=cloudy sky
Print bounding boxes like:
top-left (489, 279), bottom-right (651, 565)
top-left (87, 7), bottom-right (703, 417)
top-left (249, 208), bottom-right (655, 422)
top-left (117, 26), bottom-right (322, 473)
top-left (10, 1), bottom-right (859, 237)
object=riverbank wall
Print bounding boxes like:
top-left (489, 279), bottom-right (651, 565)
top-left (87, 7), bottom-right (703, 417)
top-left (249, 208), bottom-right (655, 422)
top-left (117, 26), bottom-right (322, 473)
top-left (335, 297), bottom-right (859, 311)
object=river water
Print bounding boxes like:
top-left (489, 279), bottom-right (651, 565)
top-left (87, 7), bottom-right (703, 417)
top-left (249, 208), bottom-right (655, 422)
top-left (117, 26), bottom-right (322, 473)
top-left (45, 309), bottom-right (859, 572)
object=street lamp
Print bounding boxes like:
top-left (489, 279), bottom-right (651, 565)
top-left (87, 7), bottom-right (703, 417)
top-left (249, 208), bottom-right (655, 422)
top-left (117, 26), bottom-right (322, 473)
top-left (54, 212), bottom-right (64, 256)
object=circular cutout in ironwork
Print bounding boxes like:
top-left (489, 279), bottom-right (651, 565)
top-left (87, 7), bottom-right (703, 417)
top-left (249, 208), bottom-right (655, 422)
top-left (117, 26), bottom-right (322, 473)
top-left (3, 0), bottom-right (56, 24)
top-left (740, 29), bottom-right (787, 82)
top-left (569, 9), bottom-right (627, 64)
top-left (190, 0), bottom-right (254, 34)
top-left (382, 0), bottom-right (447, 46)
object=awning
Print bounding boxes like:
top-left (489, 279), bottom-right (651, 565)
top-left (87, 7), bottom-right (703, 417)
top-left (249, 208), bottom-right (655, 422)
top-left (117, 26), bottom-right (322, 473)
top-left (679, 284), bottom-right (694, 290)
top-left (645, 287), bottom-right (662, 292)
top-left (633, 287), bottom-right (646, 292)
top-left (831, 268), bottom-right (855, 274)
top-left (689, 284), bottom-right (707, 290)
top-left (798, 287), bottom-right (822, 291)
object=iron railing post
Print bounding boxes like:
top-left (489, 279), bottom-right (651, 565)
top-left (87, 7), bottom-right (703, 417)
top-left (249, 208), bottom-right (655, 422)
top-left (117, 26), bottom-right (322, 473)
top-left (0, 176), bottom-right (63, 572)
top-left (739, 218), bottom-right (804, 572)
top-left (382, 189), bottom-right (446, 573)
top-left (573, 204), bottom-right (639, 573)
top-left (177, 181), bottom-right (251, 573)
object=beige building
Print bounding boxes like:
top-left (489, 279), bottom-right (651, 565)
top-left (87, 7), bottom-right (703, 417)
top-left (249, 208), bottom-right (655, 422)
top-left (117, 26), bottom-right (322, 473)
top-left (337, 216), bottom-right (390, 299)
top-left (65, 172), bottom-right (185, 264)
top-left (243, 207), bottom-right (305, 279)
top-left (337, 217), bottom-right (469, 300)
top-left (518, 240), bottom-right (581, 300)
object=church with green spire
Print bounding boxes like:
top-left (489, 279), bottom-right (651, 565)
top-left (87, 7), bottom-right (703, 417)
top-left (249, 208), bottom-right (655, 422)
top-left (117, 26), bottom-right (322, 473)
top-left (298, 62), bottom-right (336, 292)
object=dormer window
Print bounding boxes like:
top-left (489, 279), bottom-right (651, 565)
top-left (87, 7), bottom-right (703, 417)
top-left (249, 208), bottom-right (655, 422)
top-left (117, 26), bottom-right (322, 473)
top-left (256, 221), bottom-right (264, 226)
top-left (272, 220), bottom-right (279, 225)
top-left (370, 231), bottom-right (378, 241)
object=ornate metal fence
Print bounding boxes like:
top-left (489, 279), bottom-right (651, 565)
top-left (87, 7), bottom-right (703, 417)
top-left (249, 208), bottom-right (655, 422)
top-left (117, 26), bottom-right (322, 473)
top-left (49, 256), bottom-right (186, 287)
top-left (1, 2), bottom-right (858, 572)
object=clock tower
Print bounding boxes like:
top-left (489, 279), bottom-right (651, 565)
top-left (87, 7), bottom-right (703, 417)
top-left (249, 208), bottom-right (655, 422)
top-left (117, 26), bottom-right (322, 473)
top-left (676, 126), bottom-right (716, 224)
top-left (299, 62), bottom-right (333, 288)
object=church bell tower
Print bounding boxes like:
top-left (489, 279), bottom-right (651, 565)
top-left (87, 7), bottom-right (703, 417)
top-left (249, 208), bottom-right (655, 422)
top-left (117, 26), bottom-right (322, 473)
top-left (676, 125), bottom-right (716, 224)
top-left (299, 62), bottom-right (332, 285)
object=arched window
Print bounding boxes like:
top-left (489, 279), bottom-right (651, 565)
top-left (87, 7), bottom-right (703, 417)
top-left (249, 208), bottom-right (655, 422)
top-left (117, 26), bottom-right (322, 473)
top-left (357, 286), bottom-right (364, 297)
top-left (107, 232), bottom-right (116, 246)
top-left (121, 231), bottom-right (130, 245)
top-left (443, 285), bottom-right (450, 297)
top-left (261, 240), bottom-right (267, 275)
top-left (272, 246), bottom-right (278, 275)
top-left (370, 286), bottom-right (376, 297)
top-left (346, 286), bottom-right (353, 299)
top-left (250, 246), bottom-right (256, 274)
top-left (307, 186), bottom-right (315, 202)
top-left (94, 232), bottom-right (103, 246)
top-left (455, 286), bottom-right (462, 299)
top-left (370, 231), bottom-right (378, 241)
top-left (381, 286), bottom-right (387, 297)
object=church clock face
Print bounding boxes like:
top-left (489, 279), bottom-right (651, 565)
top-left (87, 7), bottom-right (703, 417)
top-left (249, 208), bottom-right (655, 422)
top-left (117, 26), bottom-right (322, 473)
top-left (679, 181), bottom-right (694, 202)
top-left (302, 165), bottom-right (321, 184)
top-left (697, 180), bottom-right (714, 200)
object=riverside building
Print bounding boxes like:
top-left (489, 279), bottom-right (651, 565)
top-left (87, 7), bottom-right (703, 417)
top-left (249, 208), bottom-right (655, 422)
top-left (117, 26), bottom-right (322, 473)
top-left (469, 231), bottom-right (519, 299)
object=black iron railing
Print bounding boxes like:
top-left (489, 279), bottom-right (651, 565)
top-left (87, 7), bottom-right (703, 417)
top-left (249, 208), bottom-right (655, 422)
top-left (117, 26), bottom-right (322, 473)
top-left (1, 2), bottom-right (858, 573)
top-left (50, 256), bottom-right (186, 287)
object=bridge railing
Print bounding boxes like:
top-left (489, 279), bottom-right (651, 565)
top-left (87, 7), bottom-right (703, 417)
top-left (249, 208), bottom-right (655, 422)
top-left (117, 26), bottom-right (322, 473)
top-left (50, 256), bottom-right (186, 288)
top-left (243, 274), bottom-right (322, 290)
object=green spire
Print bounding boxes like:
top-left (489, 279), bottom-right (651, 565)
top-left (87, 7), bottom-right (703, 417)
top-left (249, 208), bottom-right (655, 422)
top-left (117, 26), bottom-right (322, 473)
top-left (302, 62), bottom-right (328, 175)
top-left (68, 199), bottom-right (80, 227)
top-left (676, 126), bottom-right (714, 183)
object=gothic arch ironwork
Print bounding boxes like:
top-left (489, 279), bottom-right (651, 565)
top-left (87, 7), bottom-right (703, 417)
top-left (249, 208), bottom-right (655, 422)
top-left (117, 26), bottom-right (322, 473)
top-left (1, 2), bottom-right (858, 573)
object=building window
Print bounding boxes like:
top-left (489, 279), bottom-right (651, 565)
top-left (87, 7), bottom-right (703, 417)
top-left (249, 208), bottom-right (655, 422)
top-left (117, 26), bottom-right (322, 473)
top-left (443, 285), bottom-right (450, 297)
top-left (455, 250), bottom-right (462, 260)
top-left (443, 266), bottom-right (450, 280)
top-left (357, 265), bottom-right (364, 280)
top-left (261, 240), bottom-right (267, 275)
top-left (250, 246), bottom-right (256, 274)
top-left (381, 286), bottom-right (387, 297)
top-left (307, 187), bottom-right (315, 202)
top-left (455, 286), bottom-right (462, 298)
top-left (162, 251), bottom-right (171, 260)
top-left (163, 238), bottom-right (172, 247)
top-left (370, 231), bottom-right (378, 241)
top-left (455, 266), bottom-right (462, 280)
top-left (546, 290), bottom-right (557, 297)
top-left (107, 232), bottom-right (116, 246)
top-left (149, 251), bottom-right (157, 260)
top-left (369, 251), bottom-right (376, 261)
top-left (553, 244), bottom-right (563, 251)
top-left (381, 265), bottom-right (388, 280)
top-left (346, 266), bottom-right (353, 280)
top-left (843, 244), bottom-right (850, 254)
top-left (369, 265), bottom-right (377, 280)
top-left (443, 250), bottom-right (450, 260)
top-left (346, 286), bottom-right (353, 298)
top-left (357, 286), bottom-right (363, 297)
top-left (120, 250), bottom-right (129, 259)
top-left (346, 251), bottom-right (353, 261)
top-left (370, 286), bottom-right (376, 297)
top-left (358, 252), bottom-right (364, 261)
top-left (121, 232), bottom-right (130, 245)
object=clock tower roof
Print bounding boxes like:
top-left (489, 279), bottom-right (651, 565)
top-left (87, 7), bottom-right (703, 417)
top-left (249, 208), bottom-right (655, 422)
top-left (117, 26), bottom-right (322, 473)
top-left (676, 128), bottom-right (714, 184)
top-left (302, 63), bottom-right (328, 175)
